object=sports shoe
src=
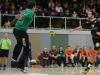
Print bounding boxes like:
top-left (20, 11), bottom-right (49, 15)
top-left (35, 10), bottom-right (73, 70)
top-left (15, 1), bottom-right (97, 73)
top-left (23, 69), bottom-right (27, 73)
top-left (21, 69), bottom-right (27, 73)
top-left (82, 67), bottom-right (90, 74)
top-left (24, 67), bottom-right (28, 71)
top-left (17, 67), bottom-right (27, 73)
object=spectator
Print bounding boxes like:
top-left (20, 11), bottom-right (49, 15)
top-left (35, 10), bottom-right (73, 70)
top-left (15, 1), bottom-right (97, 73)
top-left (57, 47), bottom-right (66, 67)
top-left (49, 6), bottom-right (57, 16)
top-left (0, 0), bottom-right (100, 17)
top-left (55, 3), bottom-right (63, 16)
top-left (64, 9), bottom-right (71, 17)
top-left (35, 6), bottom-right (45, 16)
top-left (48, 1), bottom-right (55, 9)
top-left (4, 0), bottom-right (9, 12)
top-left (64, 46), bottom-right (73, 57)
top-left (0, 32), bottom-right (11, 70)
top-left (40, 48), bottom-right (49, 67)
top-left (79, 47), bottom-right (88, 67)
top-left (49, 45), bottom-right (58, 67)
top-left (72, 11), bottom-right (78, 18)
top-left (87, 47), bottom-right (95, 64)
top-left (64, 46), bottom-right (73, 66)
top-left (9, 2), bottom-right (16, 14)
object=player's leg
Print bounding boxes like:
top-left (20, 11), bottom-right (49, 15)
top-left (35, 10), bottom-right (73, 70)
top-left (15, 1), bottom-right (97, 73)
top-left (2, 50), bottom-right (9, 70)
top-left (12, 28), bottom-right (23, 61)
top-left (17, 32), bottom-right (29, 72)
top-left (82, 62), bottom-right (93, 74)
top-left (82, 37), bottom-right (99, 74)
top-left (92, 37), bottom-right (100, 51)
top-left (92, 37), bottom-right (100, 65)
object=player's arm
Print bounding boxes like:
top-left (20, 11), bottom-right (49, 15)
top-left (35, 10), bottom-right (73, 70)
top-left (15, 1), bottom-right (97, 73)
top-left (5, 14), bottom-right (22, 27)
top-left (74, 25), bottom-right (83, 31)
top-left (96, 19), bottom-right (100, 36)
top-left (70, 25), bottom-right (83, 32)
top-left (15, 14), bottom-right (23, 20)
top-left (11, 19), bottom-right (17, 25)
top-left (15, 10), bottom-right (33, 20)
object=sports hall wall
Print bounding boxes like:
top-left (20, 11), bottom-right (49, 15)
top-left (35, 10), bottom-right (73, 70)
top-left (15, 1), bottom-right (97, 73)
top-left (0, 32), bottom-right (93, 66)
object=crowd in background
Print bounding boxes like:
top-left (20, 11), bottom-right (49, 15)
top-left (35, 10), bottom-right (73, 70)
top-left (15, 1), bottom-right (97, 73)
top-left (0, 0), bottom-right (100, 28)
top-left (36, 45), bottom-right (100, 68)
top-left (0, 0), bottom-right (100, 17)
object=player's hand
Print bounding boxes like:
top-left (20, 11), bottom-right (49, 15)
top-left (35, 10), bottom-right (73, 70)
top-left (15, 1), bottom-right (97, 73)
top-left (69, 29), bottom-right (80, 32)
top-left (96, 32), bottom-right (100, 36)
top-left (69, 26), bottom-right (82, 32)
top-left (69, 29), bottom-right (75, 32)
top-left (15, 14), bottom-right (22, 20)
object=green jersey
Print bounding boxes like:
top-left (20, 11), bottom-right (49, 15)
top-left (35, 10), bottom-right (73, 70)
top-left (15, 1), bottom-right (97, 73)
top-left (11, 8), bottom-right (34, 31)
top-left (58, 50), bottom-right (65, 57)
top-left (0, 38), bottom-right (11, 50)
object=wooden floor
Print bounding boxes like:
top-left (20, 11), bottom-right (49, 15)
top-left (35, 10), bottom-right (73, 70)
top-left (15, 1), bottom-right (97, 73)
top-left (0, 67), bottom-right (100, 75)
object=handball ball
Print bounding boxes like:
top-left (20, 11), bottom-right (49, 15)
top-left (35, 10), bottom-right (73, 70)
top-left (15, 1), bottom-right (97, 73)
top-left (96, 42), bottom-right (100, 47)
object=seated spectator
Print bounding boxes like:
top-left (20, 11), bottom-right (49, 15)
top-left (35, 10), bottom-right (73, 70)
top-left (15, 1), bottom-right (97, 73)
top-left (49, 6), bottom-right (57, 16)
top-left (0, 0), bottom-right (100, 17)
top-left (4, 0), bottom-right (9, 13)
top-left (35, 6), bottom-right (45, 16)
top-left (96, 49), bottom-right (100, 56)
top-left (9, 2), bottom-right (16, 14)
top-left (73, 46), bottom-right (82, 66)
top-left (48, 0), bottom-right (55, 9)
top-left (64, 9), bottom-right (71, 17)
top-left (57, 47), bottom-right (66, 67)
top-left (79, 47), bottom-right (88, 67)
top-left (64, 46), bottom-right (73, 57)
top-left (55, 3), bottom-right (63, 16)
top-left (71, 11), bottom-right (78, 18)
top-left (49, 45), bottom-right (58, 67)
top-left (87, 47), bottom-right (95, 64)
top-left (64, 46), bottom-right (73, 66)
top-left (96, 49), bottom-right (100, 65)
top-left (40, 48), bottom-right (49, 68)
top-left (70, 51), bottom-right (76, 67)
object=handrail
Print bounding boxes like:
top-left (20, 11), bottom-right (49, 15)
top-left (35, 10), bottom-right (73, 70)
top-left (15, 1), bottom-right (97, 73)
top-left (0, 14), bottom-right (99, 30)
top-left (0, 14), bottom-right (87, 19)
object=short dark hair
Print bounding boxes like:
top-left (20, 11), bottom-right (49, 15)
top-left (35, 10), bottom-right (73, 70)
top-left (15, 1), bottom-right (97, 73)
top-left (27, 1), bottom-right (36, 9)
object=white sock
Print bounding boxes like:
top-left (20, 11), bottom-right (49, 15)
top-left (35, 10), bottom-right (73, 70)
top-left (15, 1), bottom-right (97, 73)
top-left (88, 64), bottom-right (92, 68)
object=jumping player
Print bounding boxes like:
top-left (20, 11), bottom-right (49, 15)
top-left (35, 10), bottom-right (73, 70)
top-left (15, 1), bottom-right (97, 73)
top-left (71, 10), bottom-right (100, 74)
top-left (4, 1), bottom-right (36, 73)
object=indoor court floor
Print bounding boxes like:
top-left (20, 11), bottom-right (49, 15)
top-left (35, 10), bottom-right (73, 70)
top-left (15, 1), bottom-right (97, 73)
top-left (0, 67), bottom-right (100, 75)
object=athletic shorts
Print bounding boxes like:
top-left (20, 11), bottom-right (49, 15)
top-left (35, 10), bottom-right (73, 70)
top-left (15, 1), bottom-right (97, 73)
top-left (0, 49), bottom-right (9, 57)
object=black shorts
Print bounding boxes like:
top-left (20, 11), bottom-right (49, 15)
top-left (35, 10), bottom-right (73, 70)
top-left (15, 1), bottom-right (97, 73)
top-left (0, 49), bottom-right (9, 57)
